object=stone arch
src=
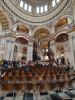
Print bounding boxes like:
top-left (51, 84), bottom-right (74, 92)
top-left (55, 33), bottom-right (69, 43)
top-left (33, 27), bottom-right (50, 55)
top-left (55, 32), bottom-right (70, 64)
top-left (32, 27), bottom-right (50, 36)
top-left (15, 36), bottom-right (28, 44)
top-left (14, 36), bottom-right (28, 60)
top-left (54, 29), bottom-right (69, 40)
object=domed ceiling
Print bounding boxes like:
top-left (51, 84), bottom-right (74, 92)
top-left (24, 0), bottom-right (49, 3)
top-left (1, 0), bottom-right (69, 24)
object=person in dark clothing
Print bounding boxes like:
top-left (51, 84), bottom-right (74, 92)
top-left (61, 56), bottom-right (65, 64)
top-left (2, 59), bottom-right (8, 71)
top-left (13, 61), bottom-right (18, 68)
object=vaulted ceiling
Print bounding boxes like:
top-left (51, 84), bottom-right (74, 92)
top-left (17, 25), bottom-right (29, 33)
top-left (16, 37), bottom-right (28, 44)
top-left (2, 0), bottom-right (69, 24)
top-left (55, 33), bottom-right (69, 42)
top-left (34, 28), bottom-right (50, 48)
top-left (34, 28), bottom-right (50, 40)
top-left (0, 11), bottom-right (9, 30)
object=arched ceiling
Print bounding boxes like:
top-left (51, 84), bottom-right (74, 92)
top-left (55, 33), bottom-right (69, 42)
top-left (55, 18), bottom-right (68, 28)
top-left (16, 37), bottom-right (28, 44)
top-left (22, 0), bottom-right (49, 4)
top-left (17, 25), bottom-right (29, 33)
top-left (0, 11), bottom-right (9, 30)
top-left (34, 28), bottom-right (50, 39)
top-left (1, 0), bottom-right (69, 25)
top-left (34, 28), bottom-right (50, 49)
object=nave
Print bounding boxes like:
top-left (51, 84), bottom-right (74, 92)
top-left (0, 0), bottom-right (75, 100)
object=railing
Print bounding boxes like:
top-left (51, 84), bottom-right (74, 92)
top-left (0, 30), bottom-right (12, 37)
top-left (0, 30), bottom-right (29, 38)
top-left (0, 21), bottom-right (75, 39)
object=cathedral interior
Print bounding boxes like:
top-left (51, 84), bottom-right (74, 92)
top-left (0, 0), bottom-right (75, 100)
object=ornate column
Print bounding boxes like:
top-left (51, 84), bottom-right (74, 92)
top-left (68, 32), bottom-right (75, 68)
top-left (27, 41), bottom-right (33, 61)
top-left (5, 37), bottom-right (15, 61)
top-left (50, 40), bottom-right (56, 60)
top-left (27, 30), bottom-right (33, 61)
top-left (72, 0), bottom-right (75, 20)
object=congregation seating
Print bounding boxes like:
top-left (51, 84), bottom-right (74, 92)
top-left (1, 66), bottom-right (75, 95)
top-left (0, 65), bottom-right (75, 100)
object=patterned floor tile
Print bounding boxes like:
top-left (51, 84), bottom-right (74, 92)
top-left (1, 89), bottom-right (75, 100)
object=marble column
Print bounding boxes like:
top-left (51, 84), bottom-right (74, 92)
top-left (50, 40), bottom-right (56, 60)
top-left (72, 0), bottom-right (75, 20)
top-left (69, 32), bottom-right (75, 68)
top-left (5, 37), bottom-right (15, 61)
top-left (27, 41), bottom-right (33, 61)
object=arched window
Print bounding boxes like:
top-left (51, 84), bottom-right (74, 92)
top-left (20, 0), bottom-right (23, 8)
top-left (24, 3), bottom-right (28, 10)
top-left (28, 5), bottom-right (32, 12)
top-left (52, 0), bottom-right (56, 7)
top-left (36, 7), bottom-right (40, 13)
top-left (40, 6), bottom-right (44, 13)
top-left (57, 0), bottom-right (60, 3)
top-left (44, 5), bottom-right (48, 12)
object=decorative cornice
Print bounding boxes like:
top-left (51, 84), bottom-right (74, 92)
top-left (0, 0), bottom-right (74, 42)
top-left (0, 0), bottom-right (69, 25)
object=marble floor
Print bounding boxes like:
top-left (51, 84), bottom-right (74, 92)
top-left (0, 89), bottom-right (75, 100)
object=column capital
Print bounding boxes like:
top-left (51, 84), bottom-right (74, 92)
top-left (28, 41), bottom-right (33, 46)
top-left (29, 36), bottom-right (35, 42)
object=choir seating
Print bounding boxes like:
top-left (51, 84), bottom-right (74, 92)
top-left (0, 66), bottom-right (75, 100)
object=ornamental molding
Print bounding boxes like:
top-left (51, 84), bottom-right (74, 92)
top-left (0, 0), bottom-right (69, 25)
top-left (0, 0), bottom-right (74, 41)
